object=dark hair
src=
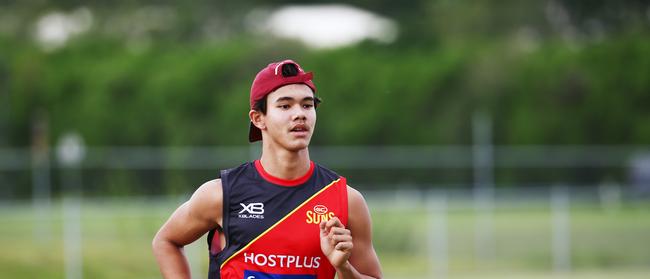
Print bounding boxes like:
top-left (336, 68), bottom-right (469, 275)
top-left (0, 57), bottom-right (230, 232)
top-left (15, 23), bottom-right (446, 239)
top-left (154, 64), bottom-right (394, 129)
top-left (253, 63), bottom-right (321, 114)
top-left (282, 62), bottom-right (300, 76)
top-left (253, 96), bottom-right (269, 114)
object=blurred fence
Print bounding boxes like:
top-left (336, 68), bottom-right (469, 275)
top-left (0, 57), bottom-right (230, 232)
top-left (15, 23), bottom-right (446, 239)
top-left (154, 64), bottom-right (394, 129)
top-left (2, 144), bottom-right (650, 197)
top-left (1, 144), bottom-right (650, 278)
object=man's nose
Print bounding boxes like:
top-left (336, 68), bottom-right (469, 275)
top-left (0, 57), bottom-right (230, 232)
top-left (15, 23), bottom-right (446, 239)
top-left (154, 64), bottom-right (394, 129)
top-left (292, 106), bottom-right (307, 120)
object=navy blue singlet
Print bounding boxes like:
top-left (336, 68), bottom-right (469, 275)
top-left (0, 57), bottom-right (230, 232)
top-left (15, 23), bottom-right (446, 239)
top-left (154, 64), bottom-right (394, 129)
top-left (207, 160), bottom-right (348, 279)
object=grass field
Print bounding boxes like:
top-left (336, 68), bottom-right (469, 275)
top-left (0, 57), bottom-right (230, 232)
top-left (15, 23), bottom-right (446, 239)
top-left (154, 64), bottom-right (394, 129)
top-left (0, 196), bottom-right (649, 278)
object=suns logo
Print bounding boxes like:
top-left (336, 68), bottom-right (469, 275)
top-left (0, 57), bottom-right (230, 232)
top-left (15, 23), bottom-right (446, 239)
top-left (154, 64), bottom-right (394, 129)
top-left (306, 205), bottom-right (335, 224)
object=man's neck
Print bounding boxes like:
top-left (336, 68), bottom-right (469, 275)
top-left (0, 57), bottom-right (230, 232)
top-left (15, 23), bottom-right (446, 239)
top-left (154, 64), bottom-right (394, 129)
top-left (259, 146), bottom-right (311, 181)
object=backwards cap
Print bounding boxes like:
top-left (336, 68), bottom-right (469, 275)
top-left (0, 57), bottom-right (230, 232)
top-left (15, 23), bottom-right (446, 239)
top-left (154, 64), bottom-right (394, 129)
top-left (248, 59), bottom-right (317, 142)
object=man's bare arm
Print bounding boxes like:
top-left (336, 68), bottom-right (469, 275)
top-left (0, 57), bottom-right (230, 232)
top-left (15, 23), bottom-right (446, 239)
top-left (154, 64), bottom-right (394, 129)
top-left (152, 179), bottom-right (223, 279)
top-left (332, 186), bottom-right (383, 279)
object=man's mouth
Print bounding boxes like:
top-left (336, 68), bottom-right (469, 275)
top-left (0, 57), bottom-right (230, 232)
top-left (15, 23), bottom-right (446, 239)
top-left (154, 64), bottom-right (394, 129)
top-left (290, 125), bottom-right (309, 135)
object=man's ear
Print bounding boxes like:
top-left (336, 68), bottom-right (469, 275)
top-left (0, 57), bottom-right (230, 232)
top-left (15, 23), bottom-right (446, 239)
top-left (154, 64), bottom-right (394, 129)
top-left (249, 110), bottom-right (266, 130)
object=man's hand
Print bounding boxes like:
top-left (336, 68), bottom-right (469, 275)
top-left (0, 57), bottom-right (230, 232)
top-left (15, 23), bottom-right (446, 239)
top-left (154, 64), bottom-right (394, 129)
top-left (319, 217), bottom-right (353, 268)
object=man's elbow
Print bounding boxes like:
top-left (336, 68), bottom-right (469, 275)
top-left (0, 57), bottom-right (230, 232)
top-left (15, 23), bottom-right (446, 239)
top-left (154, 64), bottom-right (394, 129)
top-left (152, 232), bottom-right (163, 254)
top-left (152, 231), bottom-right (173, 255)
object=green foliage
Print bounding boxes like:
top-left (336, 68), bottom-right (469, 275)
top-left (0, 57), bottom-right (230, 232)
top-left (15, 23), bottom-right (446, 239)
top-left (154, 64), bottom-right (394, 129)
top-left (1, 1), bottom-right (649, 196)
top-left (3, 34), bottom-right (650, 146)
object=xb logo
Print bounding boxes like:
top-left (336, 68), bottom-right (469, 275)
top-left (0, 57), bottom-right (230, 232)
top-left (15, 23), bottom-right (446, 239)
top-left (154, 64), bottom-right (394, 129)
top-left (238, 202), bottom-right (265, 219)
top-left (240, 203), bottom-right (264, 214)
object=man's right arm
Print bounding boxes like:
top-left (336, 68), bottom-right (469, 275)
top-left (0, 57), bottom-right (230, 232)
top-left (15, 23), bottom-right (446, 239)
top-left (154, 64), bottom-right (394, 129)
top-left (152, 179), bottom-right (223, 279)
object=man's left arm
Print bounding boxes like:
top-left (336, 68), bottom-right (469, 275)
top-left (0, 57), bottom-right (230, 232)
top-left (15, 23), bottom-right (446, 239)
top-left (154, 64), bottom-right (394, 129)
top-left (320, 186), bottom-right (383, 279)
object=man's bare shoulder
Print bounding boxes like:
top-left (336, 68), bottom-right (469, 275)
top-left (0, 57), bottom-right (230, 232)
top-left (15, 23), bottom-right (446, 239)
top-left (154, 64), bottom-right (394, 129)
top-left (346, 185), bottom-right (367, 209)
top-left (346, 184), bottom-right (372, 227)
top-left (187, 179), bottom-right (223, 224)
top-left (193, 178), bottom-right (222, 196)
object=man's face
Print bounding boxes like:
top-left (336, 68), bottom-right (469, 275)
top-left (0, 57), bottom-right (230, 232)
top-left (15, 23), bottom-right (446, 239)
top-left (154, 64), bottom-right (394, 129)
top-left (255, 84), bottom-right (317, 151)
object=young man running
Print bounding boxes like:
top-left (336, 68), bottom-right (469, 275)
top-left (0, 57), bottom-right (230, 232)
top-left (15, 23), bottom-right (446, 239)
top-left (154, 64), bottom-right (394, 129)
top-left (153, 59), bottom-right (382, 279)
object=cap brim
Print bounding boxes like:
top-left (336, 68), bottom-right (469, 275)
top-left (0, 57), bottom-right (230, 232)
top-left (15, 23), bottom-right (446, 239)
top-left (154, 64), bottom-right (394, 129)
top-left (248, 122), bottom-right (262, 142)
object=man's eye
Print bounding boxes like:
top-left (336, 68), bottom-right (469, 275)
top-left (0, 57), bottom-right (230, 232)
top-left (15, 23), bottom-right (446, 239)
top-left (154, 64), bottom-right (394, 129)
top-left (303, 104), bottom-right (314, 109)
top-left (278, 104), bottom-right (290, 109)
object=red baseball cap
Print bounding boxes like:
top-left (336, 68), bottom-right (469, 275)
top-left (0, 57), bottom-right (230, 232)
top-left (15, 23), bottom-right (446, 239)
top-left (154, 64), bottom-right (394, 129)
top-left (248, 59), bottom-right (317, 142)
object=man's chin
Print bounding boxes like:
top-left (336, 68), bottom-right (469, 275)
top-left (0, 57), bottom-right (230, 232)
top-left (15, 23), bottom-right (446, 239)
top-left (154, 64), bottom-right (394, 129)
top-left (285, 139), bottom-right (310, 152)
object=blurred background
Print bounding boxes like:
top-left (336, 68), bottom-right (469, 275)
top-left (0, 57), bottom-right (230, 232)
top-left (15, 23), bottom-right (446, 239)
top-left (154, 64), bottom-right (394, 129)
top-left (1, 0), bottom-right (650, 278)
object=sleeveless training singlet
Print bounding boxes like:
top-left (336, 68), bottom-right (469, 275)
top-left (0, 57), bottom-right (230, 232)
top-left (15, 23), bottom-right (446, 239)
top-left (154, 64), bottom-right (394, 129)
top-left (207, 160), bottom-right (348, 279)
